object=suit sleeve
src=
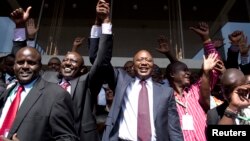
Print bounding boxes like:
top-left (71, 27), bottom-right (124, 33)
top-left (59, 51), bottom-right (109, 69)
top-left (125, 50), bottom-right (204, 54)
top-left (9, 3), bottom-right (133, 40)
top-left (11, 41), bottom-right (27, 55)
top-left (239, 63), bottom-right (250, 75)
top-left (88, 38), bottom-right (100, 65)
top-left (225, 46), bottom-right (239, 69)
top-left (167, 89), bottom-right (184, 141)
top-left (206, 109), bottom-right (221, 125)
top-left (50, 90), bottom-right (79, 141)
top-left (88, 34), bottom-right (114, 97)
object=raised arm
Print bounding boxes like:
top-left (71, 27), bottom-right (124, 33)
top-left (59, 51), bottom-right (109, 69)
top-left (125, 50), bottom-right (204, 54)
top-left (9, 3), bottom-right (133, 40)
top-left (156, 35), bottom-right (178, 63)
top-left (71, 36), bottom-right (85, 52)
top-left (10, 6), bottom-right (32, 54)
top-left (87, 0), bottom-right (109, 64)
top-left (190, 22), bottom-right (221, 89)
top-left (200, 53), bottom-right (219, 112)
top-left (218, 84), bottom-right (250, 125)
top-left (238, 35), bottom-right (250, 75)
top-left (88, 0), bottom-right (114, 97)
top-left (26, 18), bottom-right (39, 47)
top-left (225, 30), bottom-right (244, 69)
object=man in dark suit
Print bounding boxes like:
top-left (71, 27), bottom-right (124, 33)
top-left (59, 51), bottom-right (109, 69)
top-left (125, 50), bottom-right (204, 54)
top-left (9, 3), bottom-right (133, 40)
top-left (42, 1), bottom-right (113, 141)
top-left (101, 48), bottom-right (183, 141)
top-left (87, 2), bottom-right (183, 141)
top-left (0, 47), bottom-right (78, 141)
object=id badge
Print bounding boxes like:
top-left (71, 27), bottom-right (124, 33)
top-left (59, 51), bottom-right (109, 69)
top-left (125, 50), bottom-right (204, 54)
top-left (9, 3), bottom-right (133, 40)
top-left (182, 114), bottom-right (194, 130)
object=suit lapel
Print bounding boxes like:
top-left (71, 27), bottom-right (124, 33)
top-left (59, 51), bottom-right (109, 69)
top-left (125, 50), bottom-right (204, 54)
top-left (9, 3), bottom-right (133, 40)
top-left (153, 82), bottom-right (163, 121)
top-left (70, 77), bottom-right (79, 99)
top-left (0, 84), bottom-right (17, 116)
top-left (117, 76), bottom-right (134, 108)
top-left (9, 78), bottom-right (44, 137)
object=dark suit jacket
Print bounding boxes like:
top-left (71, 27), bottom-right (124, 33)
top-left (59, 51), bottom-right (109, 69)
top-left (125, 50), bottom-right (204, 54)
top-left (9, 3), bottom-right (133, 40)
top-left (102, 69), bottom-right (184, 141)
top-left (0, 77), bottom-right (78, 141)
top-left (0, 78), bottom-right (6, 95)
top-left (207, 102), bottom-right (228, 125)
top-left (11, 41), bottom-right (27, 55)
top-left (43, 34), bottom-right (113, 141)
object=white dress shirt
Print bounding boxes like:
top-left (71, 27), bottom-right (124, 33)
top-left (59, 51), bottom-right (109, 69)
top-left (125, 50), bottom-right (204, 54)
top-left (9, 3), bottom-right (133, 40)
top-left (118, 77), bottom-right (156, 141)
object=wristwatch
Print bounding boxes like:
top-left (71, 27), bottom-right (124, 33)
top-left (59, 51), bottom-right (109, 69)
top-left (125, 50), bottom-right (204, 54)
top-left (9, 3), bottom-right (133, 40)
top-left (224, 109), bottom-right (238, 119)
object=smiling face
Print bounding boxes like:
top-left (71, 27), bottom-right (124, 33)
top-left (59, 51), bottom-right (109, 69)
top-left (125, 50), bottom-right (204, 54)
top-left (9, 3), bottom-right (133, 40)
top-left (133, 50), bottom-right (154, 80)
top-left (169, 62), bottom-right (191, 87)
top-left (14, 47), bottom-right (41, 85)
top-left (60, 52), bottom-right (83, 80)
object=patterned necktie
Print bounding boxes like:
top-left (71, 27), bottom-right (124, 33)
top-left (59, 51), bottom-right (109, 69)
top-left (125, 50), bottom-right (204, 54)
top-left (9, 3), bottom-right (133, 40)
top-left (60, 81), bottom-right (70, 90)
top-left (137, 80), bottom-right (151, 141)
top-left (0, 85), bottom-right (24, 136)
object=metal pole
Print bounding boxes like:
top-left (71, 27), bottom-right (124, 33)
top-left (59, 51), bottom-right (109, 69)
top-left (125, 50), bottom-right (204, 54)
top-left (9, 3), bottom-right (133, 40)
top-left (34, 0), bottom-right (45, 50)
top-left (110, 0), bottom-right (114, 21)
top-left (177, 0), bottom-right (184, 58)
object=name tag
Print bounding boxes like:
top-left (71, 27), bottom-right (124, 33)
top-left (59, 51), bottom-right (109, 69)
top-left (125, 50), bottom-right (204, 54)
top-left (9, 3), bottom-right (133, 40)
top-left (182, 114), bottom-right (194, 130)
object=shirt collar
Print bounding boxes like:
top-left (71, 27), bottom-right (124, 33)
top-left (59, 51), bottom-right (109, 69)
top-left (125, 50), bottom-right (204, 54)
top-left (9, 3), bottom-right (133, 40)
top-left (60, 78), bottom-right (71, 85)
top-left (17, 78), bottom-right (38, 92)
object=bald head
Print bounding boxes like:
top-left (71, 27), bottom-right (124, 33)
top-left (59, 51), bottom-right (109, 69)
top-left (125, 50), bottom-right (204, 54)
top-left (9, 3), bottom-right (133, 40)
top-left (221, 68), bottom-right (246, 97)
top-left (14, 47), bottom-right (42, 84)
top-left (16, 47), bottom-right (41, 63)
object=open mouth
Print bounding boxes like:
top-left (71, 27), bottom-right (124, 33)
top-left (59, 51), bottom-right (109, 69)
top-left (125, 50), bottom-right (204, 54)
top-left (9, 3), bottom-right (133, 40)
top-left (64, 68), bottom-right (72, 73)
top-left (19, 72), bottom-right (31, 77)
top-left (139, 67), bottom-right (149, 73)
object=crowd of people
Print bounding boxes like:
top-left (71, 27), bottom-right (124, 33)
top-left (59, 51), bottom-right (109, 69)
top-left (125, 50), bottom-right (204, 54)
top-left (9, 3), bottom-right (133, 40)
top-left (0, 0), bottom-right (250, 141)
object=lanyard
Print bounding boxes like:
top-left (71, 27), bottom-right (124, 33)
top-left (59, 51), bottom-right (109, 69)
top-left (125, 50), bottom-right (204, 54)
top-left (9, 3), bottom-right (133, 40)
top-left (175, 97), bottom-right (188, 114)
top-left (237, 115), bottom-right (250, 121)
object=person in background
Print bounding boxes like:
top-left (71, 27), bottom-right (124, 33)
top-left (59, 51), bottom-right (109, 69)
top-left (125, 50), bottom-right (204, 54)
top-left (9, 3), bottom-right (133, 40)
top-left (95, 83), bottom-right (114, 140)
top-left (123, 60), bottom-right (134, 77)
top-left (47, 57), bottom-right (61, 72)
top-left (207, 68), bottom-right (250, 125)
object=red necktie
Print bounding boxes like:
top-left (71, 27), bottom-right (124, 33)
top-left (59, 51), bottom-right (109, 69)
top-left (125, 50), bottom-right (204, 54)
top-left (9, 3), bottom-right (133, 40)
top-left (60, 81), bottom-right (70, 90)
top-left (0, 85), bottom-right (24, 137)
top-left (137, 80), bottom-right (151, 141)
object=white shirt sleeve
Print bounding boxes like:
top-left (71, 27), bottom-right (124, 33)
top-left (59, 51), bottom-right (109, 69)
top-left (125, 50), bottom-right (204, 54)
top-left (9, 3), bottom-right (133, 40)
top-left (102, 23), bottom-right (112, 35)
top-left (90, 25), bottom-right (102, 38)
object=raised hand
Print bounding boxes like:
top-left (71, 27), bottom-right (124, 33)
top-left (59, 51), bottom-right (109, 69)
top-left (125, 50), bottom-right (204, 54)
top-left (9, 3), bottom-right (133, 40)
top-left (203, 53), bottom-right (219, 73)
top-left (73, 37), bottom-right (85, 47)
top-left (26, 18), bottom-right (38, 39)
top-left (229, 84), bottom-right (250, 111)
top-left (156, 35), bottom-right (171, 54)
top-left (10, 6), bottom-right (32, 27)
top-left (96, 0), bottom-right (110, 23)
top-left (189, 22), bottom-right (210, 42)
top-left (214, 60), bottom-right (226, 74)
top-left (228, 30), bottom-right (244, 45)
top-left (238, 35), bottom-right (250, 56)
top-left (72, 37), bottom-right (85, 52)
